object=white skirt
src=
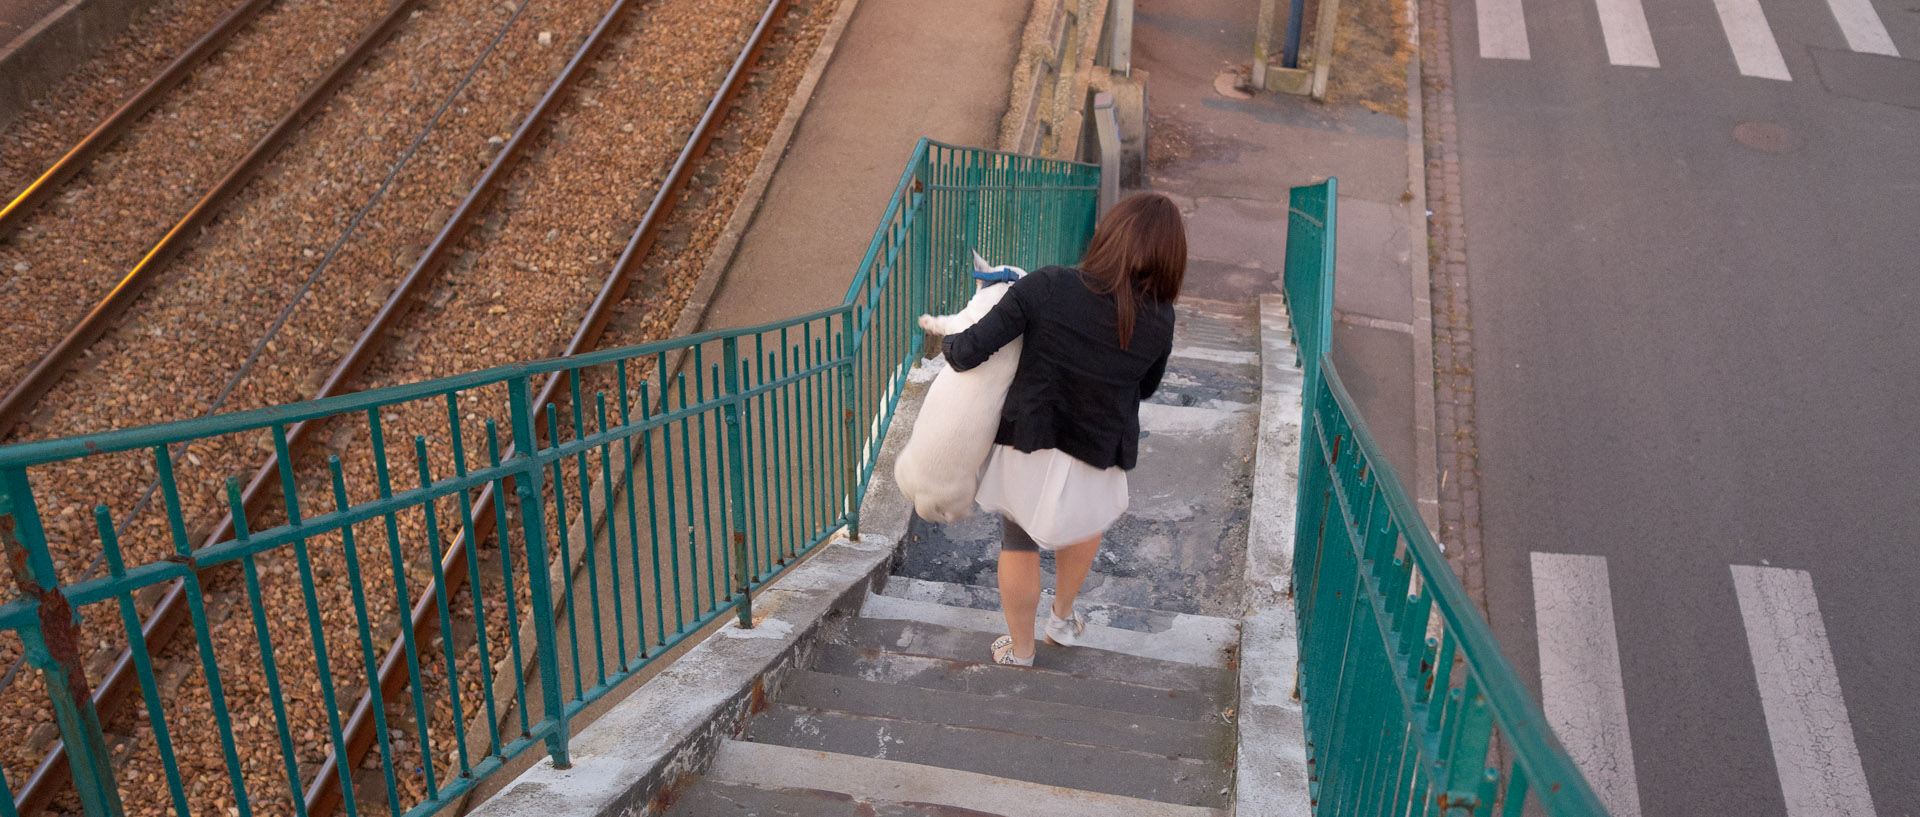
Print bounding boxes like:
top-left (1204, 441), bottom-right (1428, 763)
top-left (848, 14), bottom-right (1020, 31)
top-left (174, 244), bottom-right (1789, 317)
top-left (975, 444), bottom-right (1128, 549)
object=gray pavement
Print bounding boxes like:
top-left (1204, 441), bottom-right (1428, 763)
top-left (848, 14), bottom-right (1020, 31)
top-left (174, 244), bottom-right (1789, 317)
top-left (1444, 0), bottom-right (1920, 812)
top-left (1135, 0), bottom-right (1436, 522)
top-left (695, 0), bottom-right (1028, 332)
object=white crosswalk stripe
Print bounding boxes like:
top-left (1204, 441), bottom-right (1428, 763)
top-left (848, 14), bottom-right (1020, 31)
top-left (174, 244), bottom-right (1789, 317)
top-left (1531, 552), bottom-right (1644, 817)
top-left (1594, 0), bottom-right (1660, 67)
top-left (1475, 0), bottom-right (1905, 75)
top-left (1823, 0), bottom-right (1900, 56)
top-left (1712, 0), bottom-right (1792, 79)
top-left (1731, 565), bottom-right (1879, 817)
top-left (1477, 0), bottom-right (1532, 60)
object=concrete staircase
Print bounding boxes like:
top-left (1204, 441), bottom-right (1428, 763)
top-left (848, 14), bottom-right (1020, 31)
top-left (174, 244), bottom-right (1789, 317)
top-left (658, 297), bottom-right (1272, 817)
top-left (663, 581), bottom-right (1237, 816)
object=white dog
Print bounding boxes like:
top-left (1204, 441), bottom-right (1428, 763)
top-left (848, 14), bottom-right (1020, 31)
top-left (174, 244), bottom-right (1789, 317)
top-left (894, 252), bottom-right (1027, 523)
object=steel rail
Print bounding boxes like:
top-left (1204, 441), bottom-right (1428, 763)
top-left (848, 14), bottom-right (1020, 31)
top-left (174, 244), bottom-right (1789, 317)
top-left (13, 0), bottom-right (789, 810)
top-left (306, 0), bottom-right (789, 810)
top-left (0, 0), bottom-right (431, 440)
top-left (0, 0), bottom-right (277, 241)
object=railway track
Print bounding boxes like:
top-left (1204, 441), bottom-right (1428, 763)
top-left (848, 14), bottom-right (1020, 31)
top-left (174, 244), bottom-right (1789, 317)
top-left (0, 0), bottom-right (436, 437)
top-left (0, 0), bottom-right (831, 810)
top-left (0, 0), bottom-right (404, 405)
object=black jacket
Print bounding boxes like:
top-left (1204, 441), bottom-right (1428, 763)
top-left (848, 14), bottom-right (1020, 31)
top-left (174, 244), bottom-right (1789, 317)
top-left (942, 265), bottom-right (1175, 470)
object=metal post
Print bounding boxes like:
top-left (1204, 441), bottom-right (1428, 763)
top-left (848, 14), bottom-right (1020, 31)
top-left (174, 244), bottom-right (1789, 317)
top-left (1092, 92), bottom-right (1120, 216)
top-left (839, 310), bottom-right (862, 539)
top-left (0, 469), bottom-right (125, 817)
top-left (720, 337), bottom-right (755, 628)
top-left (1310, 0), bottom-right (1342, 99)
top-left (506, 377), bottom-right (569, 769)
top-left (1254, 0), bottom-right (1276, 88)
top-left (1110, 0), bottom-right (1133, 77)
top-left (1282, 0), bottom-right (1306, 67)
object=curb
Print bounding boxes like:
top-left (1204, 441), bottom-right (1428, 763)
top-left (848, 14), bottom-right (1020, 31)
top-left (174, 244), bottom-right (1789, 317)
top-left (1235, 293), bottom-right (1312, 817)
top-left (1403, 0), bottom-right (1440, 535)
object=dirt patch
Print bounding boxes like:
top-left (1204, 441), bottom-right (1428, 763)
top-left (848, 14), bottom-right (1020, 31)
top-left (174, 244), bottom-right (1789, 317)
top-left (1324, 0), bottom-right (1411, 115)
top-left (1277, 0), bottom-right (1411, 115)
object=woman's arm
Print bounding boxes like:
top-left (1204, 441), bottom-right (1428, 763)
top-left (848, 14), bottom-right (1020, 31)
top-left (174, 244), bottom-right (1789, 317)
top-left (1139, 351), bottom-right (1169, 400)
top-left (940, 275), bottom-right (1038, 372)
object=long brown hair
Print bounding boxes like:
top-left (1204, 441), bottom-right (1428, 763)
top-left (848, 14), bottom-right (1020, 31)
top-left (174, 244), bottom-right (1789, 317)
top-left (1080, 192), bottom-right (1186, 348)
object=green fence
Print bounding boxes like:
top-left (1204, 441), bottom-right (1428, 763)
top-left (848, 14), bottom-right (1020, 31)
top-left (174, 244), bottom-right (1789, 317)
top-left (0, 139), bottom-right (1098, 817)
top-left (1283, 177), bottom-right (1336, 384)
top-left (1282, 180), bottom-right (1609, 815)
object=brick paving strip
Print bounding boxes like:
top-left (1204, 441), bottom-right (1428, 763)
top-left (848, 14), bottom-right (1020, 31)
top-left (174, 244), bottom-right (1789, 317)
top-left (1418, 0), bottom-right (1489, 609)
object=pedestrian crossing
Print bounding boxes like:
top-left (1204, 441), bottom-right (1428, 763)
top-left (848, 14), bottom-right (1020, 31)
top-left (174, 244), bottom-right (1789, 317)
top-left (1530, 553), bottom-right (1880, 817)
top-left (1475, 0), bottom-right (1901, 80)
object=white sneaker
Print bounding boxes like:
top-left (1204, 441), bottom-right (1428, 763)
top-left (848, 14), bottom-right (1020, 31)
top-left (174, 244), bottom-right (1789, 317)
top-left (1044, 606), bottom-right (1086, 647)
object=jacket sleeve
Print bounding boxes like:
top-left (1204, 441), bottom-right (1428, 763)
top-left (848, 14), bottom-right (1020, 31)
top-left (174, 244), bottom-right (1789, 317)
top-left (1138, 310), bottom-right (1175, 399)
top-left (1139, 349), bottom-right (1169, 400)
top-left (941, 274), bottom-right (1038, 372)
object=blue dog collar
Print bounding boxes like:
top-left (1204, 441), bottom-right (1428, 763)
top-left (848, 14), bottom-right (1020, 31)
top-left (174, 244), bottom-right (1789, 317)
top-left (972, 266), bottom-right (1021, 284)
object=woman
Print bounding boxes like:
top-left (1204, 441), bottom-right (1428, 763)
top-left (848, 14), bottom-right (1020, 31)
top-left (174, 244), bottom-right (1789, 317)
top-left (938, 192), bottom-right (1186, 665)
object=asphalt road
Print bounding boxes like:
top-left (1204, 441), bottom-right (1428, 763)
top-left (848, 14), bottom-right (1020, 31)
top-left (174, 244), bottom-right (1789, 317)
top-left (1446, 0), bottom-right (1920, 813)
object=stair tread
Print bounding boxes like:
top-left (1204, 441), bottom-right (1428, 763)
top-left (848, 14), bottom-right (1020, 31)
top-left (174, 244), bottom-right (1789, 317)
top-left (660, 778), bottom-right (977, 817)
top-left (808, 641), bottom-right (1225, 722)
top-left (861, 586), bottom-right (1238, 668)
top-left (777, 669), bottom-right (1233, 757)
top-left (835, 616), bottom-right (1234, 697)
top-left (742, 704), bottom-right (1231, 808)
top-left (699, 740), bottom-right (1225, 817)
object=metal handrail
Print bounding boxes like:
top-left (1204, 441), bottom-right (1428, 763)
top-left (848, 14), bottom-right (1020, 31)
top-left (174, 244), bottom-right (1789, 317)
top-left (1283, 176), bottom-right (1608, 815)
top-left (0, 140), bottom-right (1100, 817)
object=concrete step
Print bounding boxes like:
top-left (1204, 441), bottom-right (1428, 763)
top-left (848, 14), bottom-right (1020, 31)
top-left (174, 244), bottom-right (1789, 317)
top-left (741, 704), bottom-right (1231, 807)
top-left (833, 616), bottom-right (1233, 699)
top-left (807, 641), bottom-right (1224, 722)
top-left (777, 669), bottom-right (1233, 758)
top-left (691, 740), bottom-right (1225, 817)
top-left (659, 777), bottom-right (964, 816)
top-left (865, 579), bottom-right (1239, 668)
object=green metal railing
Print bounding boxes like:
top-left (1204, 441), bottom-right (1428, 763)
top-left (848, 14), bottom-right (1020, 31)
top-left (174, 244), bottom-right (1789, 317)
top-left (1283, 177), bottom-right (1336, 385)
top-left (1283, 179), bottom-right (1608, 815)
top-left (0, 139), bottom-right (1098, 817)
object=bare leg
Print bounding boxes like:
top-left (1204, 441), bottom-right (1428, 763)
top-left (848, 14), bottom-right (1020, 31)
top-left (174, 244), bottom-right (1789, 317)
top-left (997, 550), bottom-right (1041, 660)
top-left (1049, 532), bottom-right (1103, 618)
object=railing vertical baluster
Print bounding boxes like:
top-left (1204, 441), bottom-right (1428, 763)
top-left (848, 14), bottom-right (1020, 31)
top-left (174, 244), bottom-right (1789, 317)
top-left (720, 336), bottom-right (754, 626)
top-left (543, 403), bottom-right (585, 700)
top-left (445, 398), bottom-right (502, 759)
top-left (595, 393), bottom-right (628, 670)
top-left (615, 362), bottom-right (652, 658)
top-left (367, 408), bottom-right (439, 799)
top-left (327, 457), bottom-right (402, 815)
top-left (97, 497), bottom-right (189, 817)
top-left (0, 466), bottom-right (123, 817)
top-left (276, 428), bottom-right (360, 816)
top-left (839, 313), bottom-right (861, 537)
top-left (671, 373), bottom-right (702, 617)
top-left (568, 370), bottom-right (607, 687)
top-left (636, 380), bottom-right (672, 643)
top-left (222, 480), bottom-right (309, 815)
top-left (484, 421), bottom-right (532, 738)
top-left (412, 436), bottom-right (471, 777)
top-left (702, 362), bottom-right (725, 603)
top-left (507, 376), bottom-right (569, 768)
top-left (733, 356), bottom-right (761, 585)
top-left (752, 348), bottom-right (777, 570)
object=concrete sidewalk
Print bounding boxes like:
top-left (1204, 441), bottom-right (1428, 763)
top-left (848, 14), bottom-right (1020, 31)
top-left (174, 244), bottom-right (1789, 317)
top-left (694, 0), bottom-right (1029, 332)
top-left (1134, 0), bottom-right (1437, 526)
